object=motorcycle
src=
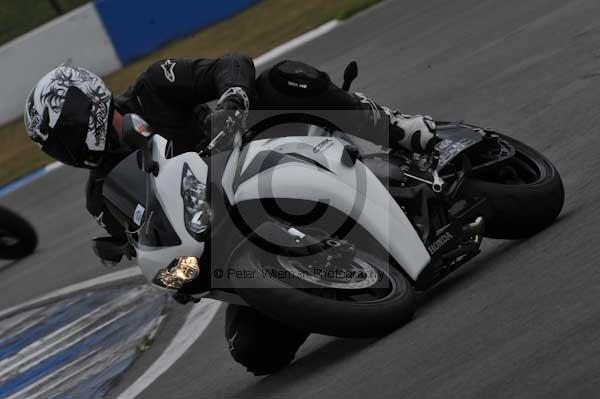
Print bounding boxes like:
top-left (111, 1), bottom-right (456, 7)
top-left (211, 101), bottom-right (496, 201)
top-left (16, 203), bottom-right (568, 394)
top-left (0, 206), bottom-right (38, 259)
top-left (94, 63), bottom-right (564, 337)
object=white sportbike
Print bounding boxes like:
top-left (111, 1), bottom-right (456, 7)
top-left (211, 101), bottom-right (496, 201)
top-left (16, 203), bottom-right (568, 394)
top-left (96, 78), bottom-right (563, 338)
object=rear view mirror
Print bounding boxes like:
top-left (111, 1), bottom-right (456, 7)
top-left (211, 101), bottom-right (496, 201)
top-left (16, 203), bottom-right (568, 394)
top-left (342, 61), bottom-right (358, 91)
top-left (121, 113), bottom-right (159, 176)
top-left (122, 113), bottom-right (153, 150)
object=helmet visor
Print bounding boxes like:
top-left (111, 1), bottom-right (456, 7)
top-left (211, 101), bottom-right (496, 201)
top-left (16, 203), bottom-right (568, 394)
top-left (40, 86), bottom-right (101, 167)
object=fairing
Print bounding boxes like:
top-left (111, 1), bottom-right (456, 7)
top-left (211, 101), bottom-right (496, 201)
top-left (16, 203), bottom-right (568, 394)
top-left (222, 135), bottom-right (431, 280)
top-left (117, 136), bottom-right (208, 282)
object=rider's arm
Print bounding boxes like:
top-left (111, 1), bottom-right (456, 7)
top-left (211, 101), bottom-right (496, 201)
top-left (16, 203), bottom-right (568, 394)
top-left (144, 54), bottom-right (255, 109)
top-left (86, 170), bottom-right (127, 241)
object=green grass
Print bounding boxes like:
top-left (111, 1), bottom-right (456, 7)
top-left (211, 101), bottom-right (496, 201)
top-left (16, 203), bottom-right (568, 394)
top-left (0, 0), bottom-right (381, 185)
top-left (0, 0), bottom-right (89, 45)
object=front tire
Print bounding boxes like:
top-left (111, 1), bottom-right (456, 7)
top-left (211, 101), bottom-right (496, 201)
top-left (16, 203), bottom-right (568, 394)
top-left (229, 248), bottom-right (415, 338)
top-left (0, 207), bottom-right (38, 259)
top-left (460, 135), bottom-right (564, 239)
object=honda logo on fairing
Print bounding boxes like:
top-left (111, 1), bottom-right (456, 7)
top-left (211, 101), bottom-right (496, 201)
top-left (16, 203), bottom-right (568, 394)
top-left (428, 232), bottom-right (453, 254)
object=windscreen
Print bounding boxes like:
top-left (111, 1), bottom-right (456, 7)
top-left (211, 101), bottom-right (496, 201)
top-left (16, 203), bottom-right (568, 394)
top-left (103, 151), bottom-right (181, 248)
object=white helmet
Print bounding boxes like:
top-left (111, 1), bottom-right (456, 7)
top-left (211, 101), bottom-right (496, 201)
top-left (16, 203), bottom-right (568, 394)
top-left (24, 66), bottom-right (112, 167)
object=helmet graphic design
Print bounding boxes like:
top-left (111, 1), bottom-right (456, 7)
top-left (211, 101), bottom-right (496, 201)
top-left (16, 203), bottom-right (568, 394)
top-left (24, 66), bottom-right (112, 167)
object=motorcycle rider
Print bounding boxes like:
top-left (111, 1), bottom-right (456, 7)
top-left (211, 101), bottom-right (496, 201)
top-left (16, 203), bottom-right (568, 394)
top-left (23, 54), bottom-right (436, 375)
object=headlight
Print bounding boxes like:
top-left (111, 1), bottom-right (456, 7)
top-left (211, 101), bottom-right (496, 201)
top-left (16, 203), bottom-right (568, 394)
top-left (153, 256), bottom-right (200, 291)
top-left (181, 163), bottom-right (213, 241)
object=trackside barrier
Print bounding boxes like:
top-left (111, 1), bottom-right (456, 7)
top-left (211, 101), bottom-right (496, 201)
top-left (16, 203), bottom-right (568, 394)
top-left (0, 3), bottom-right (121, 125)
top-left (0, 0), bottom-right (260, 124)
top-left (94, 0), bottom-right (260, 64)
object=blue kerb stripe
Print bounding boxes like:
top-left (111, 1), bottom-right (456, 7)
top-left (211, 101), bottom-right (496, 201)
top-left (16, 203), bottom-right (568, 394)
top-left (0, 293), bottom-right (112, 360)
top-left (0, 292), bottom-right (163, 397)
top-left (53, 354), bottom-right (136, 399)
top-left (0, 163), bottom-right (59, 198)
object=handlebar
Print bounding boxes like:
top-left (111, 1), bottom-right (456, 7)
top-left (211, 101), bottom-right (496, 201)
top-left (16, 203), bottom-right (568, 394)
top-left (198, 129), bottom-right (239, 157)
top-left (198, 130), bottom-right (227, 156)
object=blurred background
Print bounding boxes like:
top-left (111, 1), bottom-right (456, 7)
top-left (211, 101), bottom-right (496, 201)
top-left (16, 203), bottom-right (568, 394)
top-left (0, 0), bottom-right (378, 187)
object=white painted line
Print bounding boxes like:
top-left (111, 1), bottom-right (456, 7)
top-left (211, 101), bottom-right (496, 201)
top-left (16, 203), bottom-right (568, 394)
top-left (0, 289), bottom-right (146, 377)
top-left (7, 311), bottom-right (166, 399)
top-left (43, 161), bottom-right (63, 173)
top-left (0, 266), bottom-right (142, 319)
top-left (0, 307), bottom-right (47, 338)
top-left (7, 349), bottom-right (102, 399)
top-left (0, 305), bottom-right (139, 384)
top-left (116, 299), bottom-right (222, 399)
top-left (254, 20), bottom-right (341, 67)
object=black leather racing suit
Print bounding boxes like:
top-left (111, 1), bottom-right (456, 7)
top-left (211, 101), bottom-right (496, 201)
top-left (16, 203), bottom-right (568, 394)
top-left (86, 55), bottom-right (406, 375)
top-left (86, 54), bottom-right (255, 240)
top-left (87, 57), bottom-right (406, 249)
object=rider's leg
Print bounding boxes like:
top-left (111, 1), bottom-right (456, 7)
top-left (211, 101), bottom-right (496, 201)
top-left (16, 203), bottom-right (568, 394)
top-left (225, 304), bottom-right (309, 375)
top-left (335, 90), bottom-right (437, 154)
top-left (255, 60), bottom-right (437, 154)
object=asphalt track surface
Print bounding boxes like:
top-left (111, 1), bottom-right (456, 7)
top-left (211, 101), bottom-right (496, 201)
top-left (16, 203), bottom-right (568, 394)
top-left (1, 0), bottom-right (600, 397)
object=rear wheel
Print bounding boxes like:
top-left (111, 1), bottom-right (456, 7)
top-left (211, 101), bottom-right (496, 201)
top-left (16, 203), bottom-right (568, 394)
top-left (460, 135), bottom-right (564, 239)
top-left (230, 239), bottom-right (415, 338)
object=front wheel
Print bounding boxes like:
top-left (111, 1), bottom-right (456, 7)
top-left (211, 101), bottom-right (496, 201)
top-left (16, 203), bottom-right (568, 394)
top-left (229, 247), bottom-right (415, 338)
top-left (0, 207), bottom-right (38, 259)
top-left (460, 135), bottom-right (564, 239)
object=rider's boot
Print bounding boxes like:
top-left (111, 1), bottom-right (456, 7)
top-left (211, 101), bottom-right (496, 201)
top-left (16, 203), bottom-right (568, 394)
top-left (387, 111), bottom-right (437, 154)
top-left (353, 93), bottom-right (437, 154)
top-left (386, 110), bottom-right (444, 191)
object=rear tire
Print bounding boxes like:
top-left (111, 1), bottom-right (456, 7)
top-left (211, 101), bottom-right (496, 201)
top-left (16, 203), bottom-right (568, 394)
top-left (460, 135), bottom-right (564, 239)
top-left (0, 207), bottom-right (38, 259)
top-left (230, 248), bottom-right (415, 338)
